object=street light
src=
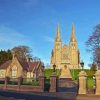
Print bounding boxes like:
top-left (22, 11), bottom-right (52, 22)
top-left (41, 65), bottom-right (45, 76)
top-left (42, 65), bottom-right (45, 71)
top-left (53, 64), bottom-right (56, 72)
top-left (97, 60), bottom-right (100, 70)
top-left (80, 61), bottom-right (84, 70)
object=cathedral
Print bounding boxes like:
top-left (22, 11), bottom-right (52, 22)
top-left (50, 24), bottom-right (80, 69)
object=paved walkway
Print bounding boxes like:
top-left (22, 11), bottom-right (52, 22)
top-left (1, 90), bottom-right (100, 100)
top-left (77, 94), bottom-right (100, 100)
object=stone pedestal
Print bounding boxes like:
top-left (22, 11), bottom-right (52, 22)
top-left (78, 71), bottom-right (87, 94)
top-left (57, 78), bottom-right (77, 92)
top-left (58, 78), bottom-right (73, 87)
top-left (49, 74), bottom-right (57, 92)
top-left (95, 70), bottom-right (100, 95)
top-left (18, 77), bottom-right (22, 90)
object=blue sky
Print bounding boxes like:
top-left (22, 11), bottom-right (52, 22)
top-left (0, 0), bottom-right (100, 68)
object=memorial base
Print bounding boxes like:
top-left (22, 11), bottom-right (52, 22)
top-left (57, 78), bottom-right (77, 92)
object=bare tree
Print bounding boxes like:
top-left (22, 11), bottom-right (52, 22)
top-left (86, 24), bottom-right (100, 68)
top-left (90, 63), bottom-right (97, 71)
top-left (12, 45), bottom-right (32, 60)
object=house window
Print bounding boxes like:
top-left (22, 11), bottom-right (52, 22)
top-left (12, 66), bottom-right (17, 78)
top-left (0, 71), bottom-right (4, 78)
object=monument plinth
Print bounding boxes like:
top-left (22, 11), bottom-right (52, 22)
top-left (57, 65), bottom-right (77, 92)
top-left (60, 65), bottom-right (72, 79)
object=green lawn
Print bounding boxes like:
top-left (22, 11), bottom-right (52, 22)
top-left (45, 69), bottom-right (96, 78)
top-left (44, 69), bottom-right (61, 79)
top-left (44, 68), bottom-right (96, 89)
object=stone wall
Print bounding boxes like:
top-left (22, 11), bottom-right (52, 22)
top-left (0, 76), bottom-right (45, 92)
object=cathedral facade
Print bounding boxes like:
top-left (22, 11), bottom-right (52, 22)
top-left (50, 24), bottom-right (80, 69)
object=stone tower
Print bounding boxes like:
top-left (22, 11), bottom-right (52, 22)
top-left (51, 24), bottom-right (62, 68)
top-left (50, 23), bottom-right (80, 69)
top-left (69, 24), bottom-right (80, 69)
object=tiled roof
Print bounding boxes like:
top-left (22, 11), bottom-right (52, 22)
top-left (0, 60), bottom-right (12, 69)
top-left (0, 59), bottom-right (41, 72)
top-left (28, 62), bottom-right (40, 72)
top-left (18, 60), bottom-right (29, 71)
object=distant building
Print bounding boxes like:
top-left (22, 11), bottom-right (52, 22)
top-left (50, 24), bottom-right (80, 69)
top-left (0, 53), bottom-right (44, 80)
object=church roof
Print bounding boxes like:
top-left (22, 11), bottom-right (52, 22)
top-left (0, 59), bottom-right (42, 72)
top-left (62, 44), bottom-right (69, 50)
top-left (63, 44), bottom-right (68, 48)
top-left (0, 60), bottom-right (12, 69)
top-left (27, 61), bottom-right (41, 72)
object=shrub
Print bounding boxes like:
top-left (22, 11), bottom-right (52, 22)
top-left (0, 80), bottom-right (5, 84)
top-left (87, 77), bottom-right (94, 89)
top-left (22, 79), bottom-right (39, 86)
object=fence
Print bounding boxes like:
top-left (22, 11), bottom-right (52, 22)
top-left (0, 76), bottom-right (45, 92)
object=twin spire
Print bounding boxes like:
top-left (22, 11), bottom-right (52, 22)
top-left (55, 23), bottom-right (76, 42)
top-left (55, 23), bottom-right (61, 42)
top-left (70, 23), bottom-right (76, 42)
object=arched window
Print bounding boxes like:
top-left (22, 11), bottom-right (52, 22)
top-left (12, 66), bottom-right (17, 78)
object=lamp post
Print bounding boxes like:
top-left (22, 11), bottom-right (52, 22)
top-left (40, 65), bottom-right (45, 76)
top-left (53, 64), bottom-right (56, 73)
top-left (97, 60), bottom-right (100, 70)
top-left (80, 61), bottom-right (84, 70)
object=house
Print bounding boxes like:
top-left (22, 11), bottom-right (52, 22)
top-left (0, 53), bottom-right (44, 80)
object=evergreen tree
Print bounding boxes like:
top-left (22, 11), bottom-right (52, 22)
top-left (0, 49), bottom-right (12, 65)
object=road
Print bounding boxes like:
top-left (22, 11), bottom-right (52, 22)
top-left (0, 90), bottom-right (76, 100)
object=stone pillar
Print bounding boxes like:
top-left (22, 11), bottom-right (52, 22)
top-left (39, 76), bottom-right (45, 92)
top-left (78, 71), bottom-right (87, 94)
top-left (49, 74), bottom-right (57, 92)
top-left (18, 77), bottom-right (22, 90)
top-left (95, 70), bottom-right (100, 95)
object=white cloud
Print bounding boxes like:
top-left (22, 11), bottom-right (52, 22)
top-left (43, 36), bottom-right (54, 43)
top-left (22, 0), bottom-right (38, 8)
top-left (0, 26), bottom-right (31, 49)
